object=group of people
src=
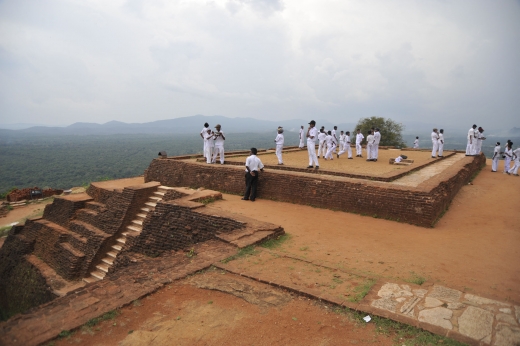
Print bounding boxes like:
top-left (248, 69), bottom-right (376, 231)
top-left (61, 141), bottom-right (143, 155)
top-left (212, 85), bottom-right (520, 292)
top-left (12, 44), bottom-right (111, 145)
top-left (492, 140), bottom-right (519, 175)
top-left (430, 128), bottom-right (445, 158)
top-left (465, 124), bottom-right (486, 156)
top-left (200, 122), bottom-right (226, 164)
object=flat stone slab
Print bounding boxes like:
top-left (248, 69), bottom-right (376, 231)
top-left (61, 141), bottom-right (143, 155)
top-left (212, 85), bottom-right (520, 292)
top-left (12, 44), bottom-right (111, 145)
top-left (428, 285), bottom-right (462, 303)
top-left (458, 306), bottom-right (493, 343)
top-left (418, 307), bottom-right (453, 329)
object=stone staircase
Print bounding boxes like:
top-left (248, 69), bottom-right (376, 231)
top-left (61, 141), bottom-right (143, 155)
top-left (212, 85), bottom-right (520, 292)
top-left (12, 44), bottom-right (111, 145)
top-left (83, 186), bottom-right (173, 283)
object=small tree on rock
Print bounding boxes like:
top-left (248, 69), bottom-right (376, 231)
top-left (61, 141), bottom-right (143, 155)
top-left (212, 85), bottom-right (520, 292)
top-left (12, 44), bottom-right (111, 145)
top-left (354, 116), bottom-right (406, 148)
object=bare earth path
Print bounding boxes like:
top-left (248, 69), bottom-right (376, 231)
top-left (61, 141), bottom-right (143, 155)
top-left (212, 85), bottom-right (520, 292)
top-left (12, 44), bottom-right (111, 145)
top-left (210, 160), bottom-right (520, 304)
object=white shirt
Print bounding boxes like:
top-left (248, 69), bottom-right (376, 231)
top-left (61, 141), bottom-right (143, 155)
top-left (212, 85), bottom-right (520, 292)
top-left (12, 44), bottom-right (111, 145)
top-left (356, 133), bottom-right (364, 144)
top-left (201, 127), bottom-right (208, 135)
top-left (307, 127), bottom-right (318, 143)
top-left (395, 156), bottom-right (402, 163)
top-left (493, 145), bottom-right (501, 159)
top-left (318, 132), bottom-right (327, 142)
top-left (477, 132), bottom-right (483, 142)
top-left (331, 129), bottom-right (337, 140)
top-left (438, 133), bottom-right (444, 144)
top-left (373, 131), bottom-right (381, 145)
top-left (504, 147), bottom-right (512, 158)
top-left (245, 155), bottom-right (264, 172)
top-left (431, 131), bottom-right (439, 142)
top-left (513, 148), bottom-right (520, 161)
top-left (325, 134), bottom-right (333, 146)
top-left (299, 128), bottom-right (304, 139)
top-left (275, 134), bottom-right (284, 145)
top-left (214, 131), bottom-right (225, 146)
top-left (467, 128), bottom-right (474, 141)
top-left (345, 135), bottom-right (351, 144)
top-left (367, 134), bottom-right (375, 145)
top-left (413, 139), bottom-right (419, 147)
top-left (339, 134), bottom-right (346, 143)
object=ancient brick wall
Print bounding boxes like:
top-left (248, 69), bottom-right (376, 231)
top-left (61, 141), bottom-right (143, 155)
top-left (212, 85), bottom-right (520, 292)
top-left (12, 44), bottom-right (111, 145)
top-left (144, 155), bottom-right (486, 227)
top-left (43, 195), bottom-right (92, 229)
top-left (7, 188), bottom-right (63, 202)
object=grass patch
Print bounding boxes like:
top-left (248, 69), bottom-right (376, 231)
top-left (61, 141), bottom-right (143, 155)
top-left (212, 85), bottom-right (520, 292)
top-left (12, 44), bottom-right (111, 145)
top-left (198, 197), bottom-right (216, 205)
top-left (405, 272), bottom-right (426, 285)
top-left (58, 330), bottom-right (73, 339)
top-left (259, 233), bottom-right (291, 249)
top-left (221, 245), bottom-right (256, 263)
top-left (0, 225), bottom-right (12, 237)
top-left (84, 310), bottom-right (120, 328)
top-left (348, 278), bottom-right (376, 302)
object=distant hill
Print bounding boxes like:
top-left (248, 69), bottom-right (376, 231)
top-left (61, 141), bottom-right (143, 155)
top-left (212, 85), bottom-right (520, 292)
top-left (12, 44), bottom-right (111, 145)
top-left (0, 115), bottom-right (356, 137)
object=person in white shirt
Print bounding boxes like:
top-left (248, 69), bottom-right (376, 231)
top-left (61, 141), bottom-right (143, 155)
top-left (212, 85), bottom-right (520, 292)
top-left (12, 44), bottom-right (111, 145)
top-left (438, 129), bottom-right (445, 157)
top-left (317, 129), bottom-right (327, 158)
top-left (211, 124), bottom-right (226, 164)
top-left (338, 131), bottom-right (345, 152)
top-left (413, 137), bottom-right (419, 148)
top-left (331, 126), bottom-right (338, 152)
top-left (200, 122), bottom-right (210, 159)
top-left (491, 142), bottom-right (501, 172)
top-left (355, 129), bottom-right (364, 157)
top-left (204, 129), bottom-right (214, 164)
top-left (466, 124), bottom-right (477, 155)
top-left (324, 130), bottom-right (337, 160)
top-left (242, 148), bottom-right (264, 201)
top-left (299, 126), bottom-right (305, 149)
top-left (274, 127), bottom-right (284, 165)
top-left (507, 146), bottom-right (520, 176)
top-left (337, 131), bottom-right (353, 159)
top-left (372, 128), bottom-right (381, 161)
top-left (306, 120), bottom-right (319, 169)
top-left (476, 127), bottom-right (486, 154)
top-left (366, 130), bottom-right (375, 161)
top-left (431, 128), bottom-right (439, 158)
top-left (503, 143), bottom-right (513, 174)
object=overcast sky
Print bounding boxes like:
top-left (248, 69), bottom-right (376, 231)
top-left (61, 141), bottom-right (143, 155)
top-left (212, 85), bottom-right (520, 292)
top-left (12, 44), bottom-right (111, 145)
top-left (0, 0), bottom-right (519, 129)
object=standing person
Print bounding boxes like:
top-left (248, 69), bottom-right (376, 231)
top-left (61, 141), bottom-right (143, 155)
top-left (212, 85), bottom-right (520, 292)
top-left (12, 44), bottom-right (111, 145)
top-left (200, 122), bottom-right (210, 159)
top-left (466, 124), bottom-right (477, 155)
top-left (366, 130), bottom-right (374, 161)
top-left (317, 128), bottom-right (327, 158)
top-left (438, 129), bottom-right (445, 157)
top-left (212, 124), bottom-right (226, 164)
top-left (242, 148), bottom-right (264, 201)
top-left (355, 129), bottom-right (364, 157)
top-left (306, 120), bottom-right (319, 169)
top-left (476, 127), bottom-right (486, 154)
top-left (274, 127), bottom-right (284, 165)
top-left (507, 145), bottom-right (520, 176)
top-left (338, 131), bottom-right (345, 153)
top-left (372, 128), bottom-right (381, 162)
top-left (431, 128), bottom-right (439, 158)
top-left (331, 126), bottom-right (338, 152)
top-left (299, 126), bottom-right (305, 149)
top-left (324, 130), bottom-right (337, 160)
top-left (413, 137), bottom-right (419, 148)
top-left (204, 128), bottom-right (214, 164)
top-left (491, 142), bottom-right (501, 172)
top-left (503, 142), bottom-right (513, 174)
top-left (337, 131), bottom-right (353, 159)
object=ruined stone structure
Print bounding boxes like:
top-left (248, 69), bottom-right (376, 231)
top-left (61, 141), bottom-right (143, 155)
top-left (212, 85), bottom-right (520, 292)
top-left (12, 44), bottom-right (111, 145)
top-left (6, 187), bottom-right (64, 202)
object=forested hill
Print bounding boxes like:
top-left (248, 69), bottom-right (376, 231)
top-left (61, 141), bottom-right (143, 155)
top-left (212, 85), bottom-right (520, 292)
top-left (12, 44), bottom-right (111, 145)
top-left (1, 132), bottom-right (517, 196)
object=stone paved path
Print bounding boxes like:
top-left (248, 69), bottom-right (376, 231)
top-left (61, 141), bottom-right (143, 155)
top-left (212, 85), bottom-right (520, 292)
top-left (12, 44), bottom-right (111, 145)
top-left (390, 153), bottom-right (467, 187)
top-left (0, 240), bottom-right (236, 346)
top-left (215, 249), bottom-right (520, 346)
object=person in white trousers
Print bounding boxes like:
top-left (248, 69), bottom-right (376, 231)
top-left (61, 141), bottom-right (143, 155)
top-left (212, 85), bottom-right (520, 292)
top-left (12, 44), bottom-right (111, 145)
top-left (491, 142), bottom-right (500, 172)
top-left (306, 120), bottom-right (319, 169)
top-left (466, 124), bottom-right (477, 155)
top-left (372, 128), bottom-right (381, 161)
top-left (299, 126), bottom-right (305, 149)
top-left (212, 124), bottom-right (226, 164)
top-left (431, 128), bottom-right (439, 158)
top-left (355, 129), bottom-right (364, 157)
top-left (338, 131), bottom-right (345, 152)
top-left (200, 122), bottom-right (210, 159)
top-left (438, 129), bottom-right (445, 157)
top-left (204, 129), bottom-right (214, 164)
top-left (274, 127), bottom-right (284, 165)
top-left (476, 127), bottom-right (486, 154)
top-left (503, 143), bottom-right (513, 173)
top-left (507, 146), bottom-right (520, 176)
top-left (366, 130), bottom-right (374, 161)
top-left (317, 129), bottom-right (327, 158)
top-left (413, 137), bottom-right (419, 148)
top-left (337, 131), bottom-right (353, 159)
top-left (324, 131), bottom-right (337, 160)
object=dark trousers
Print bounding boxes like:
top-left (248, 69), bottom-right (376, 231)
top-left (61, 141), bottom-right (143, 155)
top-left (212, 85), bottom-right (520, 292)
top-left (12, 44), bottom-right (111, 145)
top-left (244, 171), bottom-right (259, 200)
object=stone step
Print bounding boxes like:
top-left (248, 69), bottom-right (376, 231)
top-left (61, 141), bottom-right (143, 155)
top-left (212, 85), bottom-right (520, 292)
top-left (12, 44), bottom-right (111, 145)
top-left (141, 207), bottom-right (151, 213)
top-left (158, 185), bottom-right (175, 191)
top-left (82, 276), bottom-right (100, 284)
top-left (101, 257), bottom-right (114, 265)
top-left (91, 270), bottom-right (106, 280)
top-left (149, 196), bottom-right (162, 202)
top-left (70, 220), bottom-right (109, 238)
top-left (35, 219), bottom-right (88, 245)
top-left (145, 202), bottom-right (157, 208)
top-left (85, 201), bottom-right (106, 212)
top-left (127, 225), bottom-right (142, 233)
top-left (112, 244), bottom-right (122, 251)
top-left (116, 237), bottom-right (126, 244)
top-left (154, 191), bottom-right (165, 197)
top-left (59, 242), bottom-right (85, 258)
top-left (136, 213), bottom-right (147, 220)
top-left (107, 251), bottom-right (118, 258)
top-left (96, 264), bottom-right (109, 273)
top-left (132, 220), bottom-right (143, 226)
